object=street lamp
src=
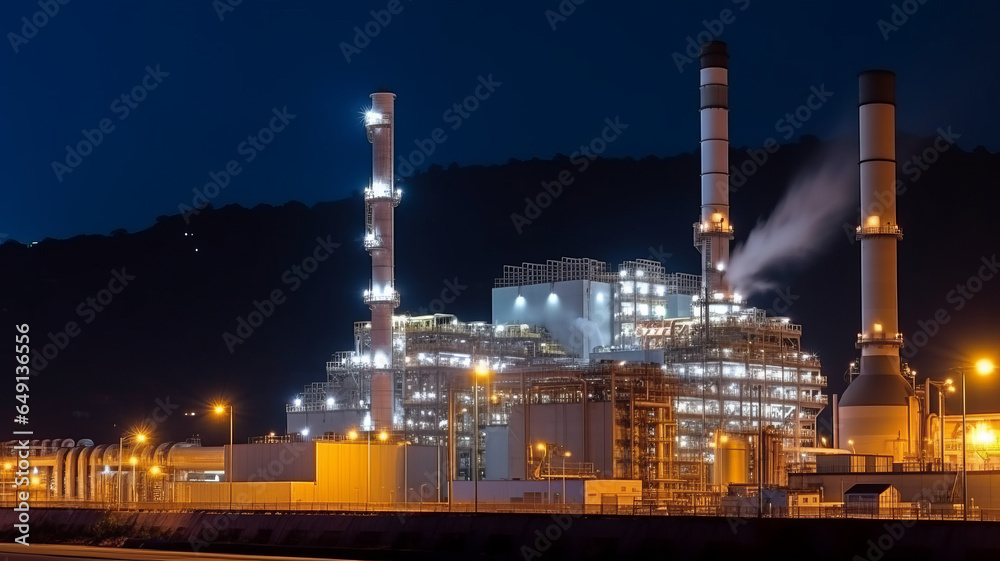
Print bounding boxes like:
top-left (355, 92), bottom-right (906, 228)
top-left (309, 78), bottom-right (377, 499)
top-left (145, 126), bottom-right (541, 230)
top-left (537, 443), bottom-right (550, 504)
top-left (561, 451), bottom-right (571, 505)
top-left (473, 360), bottom-right (490, 513)
top-left (926, 378), bottom-right (954, 469)
top-left (3, 462), bottom-right (11, 505)
top-left (129, 456), bottom-right (138, 505)
top-left (213, 403), bottom-right (234, 511)
top-left (847, 439), bottom-right (856, 454)
top-left (952, 359), bottom-right (994, 520)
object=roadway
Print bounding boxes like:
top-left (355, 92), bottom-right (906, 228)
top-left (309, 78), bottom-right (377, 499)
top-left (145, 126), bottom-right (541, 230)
top-left (0, 544), bottom-right (357, 560)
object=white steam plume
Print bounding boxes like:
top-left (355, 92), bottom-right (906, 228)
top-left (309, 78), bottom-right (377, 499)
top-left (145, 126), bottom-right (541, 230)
top-left (726, 145), bottom-right (857, 298)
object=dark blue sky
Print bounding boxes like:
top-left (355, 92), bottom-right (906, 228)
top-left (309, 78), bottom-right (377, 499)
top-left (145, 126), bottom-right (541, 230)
top-left (1, 0), bottom-right (996, 242)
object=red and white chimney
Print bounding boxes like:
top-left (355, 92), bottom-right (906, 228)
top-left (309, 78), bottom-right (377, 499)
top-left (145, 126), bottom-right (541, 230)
top-left (363, 91), bottom-right (401, 430)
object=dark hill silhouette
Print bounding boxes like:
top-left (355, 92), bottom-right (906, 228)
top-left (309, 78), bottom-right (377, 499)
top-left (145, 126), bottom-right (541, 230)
top-left (2, 135), bottom-right (998, 445)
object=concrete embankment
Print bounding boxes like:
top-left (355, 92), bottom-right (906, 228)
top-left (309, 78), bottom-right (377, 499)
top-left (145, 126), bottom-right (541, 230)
top-left (1, 509), bottom-right (998, 560)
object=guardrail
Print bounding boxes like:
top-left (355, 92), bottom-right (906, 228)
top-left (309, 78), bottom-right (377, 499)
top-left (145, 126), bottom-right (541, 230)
top-left (3, 500), bottom-right (997, 521)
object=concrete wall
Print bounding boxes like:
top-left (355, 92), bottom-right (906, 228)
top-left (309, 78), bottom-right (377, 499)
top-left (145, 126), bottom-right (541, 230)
top-left (492, 280), bottom-right (612, 359)
top-left (452, 480), bottom-right (584, 504)
top-left (507, 402), bottom-right (614, 480)
top-left (230, 441), bottom-right (315, 482)
top-left (583, 479), bottom-right (642, 505)
top-left (667, 294), bottom-right (693, 318)
top-left (185, 442), bottom-right (443, 504)
top-left (483, 426), bottom-right (512, 481)
top-left (285, 409), bottom-right (366, 438)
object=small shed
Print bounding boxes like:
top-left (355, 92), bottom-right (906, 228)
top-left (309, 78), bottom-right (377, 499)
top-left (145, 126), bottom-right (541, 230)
top-left (844, 483), bottom-right (899, 516)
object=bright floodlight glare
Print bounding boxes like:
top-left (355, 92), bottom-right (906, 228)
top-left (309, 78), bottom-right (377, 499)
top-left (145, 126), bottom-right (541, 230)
top-left (474, 360), bottom-right (490, 376)
top-left (301, 428), bottom-right (310, 436)
top-left (547, 293), bottom-right (558, 304)
top-left (348, 430), bottom-right (358, 440)
top-left (326, 397), bottom-right (335, 407)
top-left (294, 398), bottom-right (302, 407)
top-left (976, 358), bottom-right (995, 375)
top-left (214, 405), bottom-right (225, 414)
top-left (537, 443), bottom-right (546, 451)
top-left (378, 431), bottom-right (388, 441)
top-left (364, 110), bottom-right (381, 125)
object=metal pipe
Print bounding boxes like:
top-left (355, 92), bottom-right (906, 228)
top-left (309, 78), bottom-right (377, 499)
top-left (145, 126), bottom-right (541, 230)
top-left (940, 390), bottom-right (945, 469)
top-left (474, 378), bottom-right (478, 512)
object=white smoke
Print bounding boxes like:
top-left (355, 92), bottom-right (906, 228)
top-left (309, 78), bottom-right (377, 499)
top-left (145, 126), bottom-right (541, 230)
top-left (726, 145), bottom-right (857, 298)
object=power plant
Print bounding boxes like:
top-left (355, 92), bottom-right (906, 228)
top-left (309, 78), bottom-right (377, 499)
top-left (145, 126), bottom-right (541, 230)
top-left (5, 42), bottom-right (999, 515)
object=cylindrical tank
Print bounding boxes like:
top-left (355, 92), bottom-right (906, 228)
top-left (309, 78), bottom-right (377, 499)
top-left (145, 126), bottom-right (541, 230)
top-left (713, 434), bottom-right (749, 488)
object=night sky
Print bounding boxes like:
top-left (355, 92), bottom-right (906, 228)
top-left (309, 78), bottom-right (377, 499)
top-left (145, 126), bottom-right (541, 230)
top-left (1, 0), bottom-right (998, 243)
top-left (2, 1), bottom-right (1000, 442)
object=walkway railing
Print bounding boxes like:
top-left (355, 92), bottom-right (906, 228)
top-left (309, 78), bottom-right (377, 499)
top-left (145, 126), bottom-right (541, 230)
top-left (3, 500), bottom-right (997, 521)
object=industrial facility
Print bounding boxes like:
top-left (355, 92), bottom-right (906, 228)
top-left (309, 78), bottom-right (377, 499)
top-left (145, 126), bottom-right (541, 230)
top-left (5, 42), bottom-right (999, 515)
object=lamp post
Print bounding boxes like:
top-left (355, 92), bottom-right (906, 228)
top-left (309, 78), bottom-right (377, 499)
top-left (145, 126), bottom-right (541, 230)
top-left (377, 431), bottom-right (388, 505)
top-left (537, 443), bottom-right (550, 504)
top-left (214, 404), bottom-right (233, 511)
top-left (951, 359), bottom-right (994, 521)
top-left (473, 361), bottom-right (490, 513)
top-left (847, 439), bottom-right (856, 454)
top-left (561, 451), bottom-right (571, 505)
top-left (3, 463), bottom-right (11, 506)
top-left (118, 432), bottom-right (147, 508)
top-left (129, 456), bottom-right (137, 506)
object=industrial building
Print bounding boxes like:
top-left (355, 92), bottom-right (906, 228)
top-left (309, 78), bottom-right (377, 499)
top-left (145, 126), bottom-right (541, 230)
top-left (285, 41), bottom-right (828, 502)
top-left (6, 43), bottom-right (998, 514)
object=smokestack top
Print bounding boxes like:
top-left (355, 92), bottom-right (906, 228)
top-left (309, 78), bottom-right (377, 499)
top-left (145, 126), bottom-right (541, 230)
top-left (699, 41), bottom-right (728, 69)
top-left (370, 90), bottom-right (397, 100)
top-left (859, 70), bottom-right (895, 105)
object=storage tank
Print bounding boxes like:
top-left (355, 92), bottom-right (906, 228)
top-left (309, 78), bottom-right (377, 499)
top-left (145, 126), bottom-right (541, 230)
top-left (712, 434), bottom-right (749, 488)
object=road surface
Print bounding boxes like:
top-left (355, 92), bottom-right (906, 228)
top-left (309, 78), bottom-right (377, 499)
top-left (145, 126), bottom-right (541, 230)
top-left (0, 544), bottom-right (357, 560)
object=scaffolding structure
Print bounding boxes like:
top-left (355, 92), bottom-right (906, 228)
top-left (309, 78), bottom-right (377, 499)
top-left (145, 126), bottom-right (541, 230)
top-left (449, 361), bottom-right (686, 499)
top-left (641, 308), bottom-right (826, 481)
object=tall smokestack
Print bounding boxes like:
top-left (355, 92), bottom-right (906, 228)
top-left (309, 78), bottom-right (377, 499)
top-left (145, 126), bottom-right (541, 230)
top-left (838, 71), bottom-right (912, 459)
top-left (695, 41), bottom-right (734, 300)
top-left (363, 91), bottom-right (400, 430)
